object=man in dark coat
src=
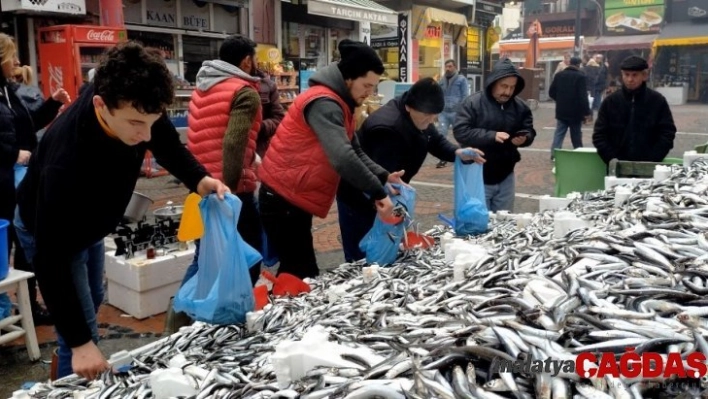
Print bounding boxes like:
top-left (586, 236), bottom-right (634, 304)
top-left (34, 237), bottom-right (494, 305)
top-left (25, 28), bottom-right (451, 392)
top-left (549, 56), bottom-right (590, 158)
top-left (336, 78), bottom-right (484, 262)
top-left (453, 58), bottom-right (536, 212)
top-left (592, 55), bottom-right (676, 165)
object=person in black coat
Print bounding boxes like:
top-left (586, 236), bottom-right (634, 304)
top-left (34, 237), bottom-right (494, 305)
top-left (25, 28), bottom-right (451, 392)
top-left (549, 56), bottom-right (591, 159)
top-left (453, 58), bottom-right (536, 212)
top-left (592, 56), bottom-right (676, 165)
top-left (335, 78), bottom-right (484, 263)
top-left (0, 34), bottom-right (68, 325)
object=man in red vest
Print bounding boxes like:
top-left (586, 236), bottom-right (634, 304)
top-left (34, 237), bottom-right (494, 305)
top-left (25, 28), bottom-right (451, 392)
top-left (185, 35), bottom-right (263, 286)
top-left (258, 40), bottom-right (403, 280)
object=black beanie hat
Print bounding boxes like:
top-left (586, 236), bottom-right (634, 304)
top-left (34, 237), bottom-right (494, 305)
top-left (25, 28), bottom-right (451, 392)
top-left (337, 39), bottom-right (384, 80)
top-left (569, 56), bottom-right (582, 66)
top-left (405, 77), bottom-right (445, 114)
top-left (620, 55), bottom-right (649, 71)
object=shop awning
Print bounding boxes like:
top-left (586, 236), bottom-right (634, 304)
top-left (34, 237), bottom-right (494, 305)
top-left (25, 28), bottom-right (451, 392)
top-left (587, 35), bottom-right (657, 52)
top-left (411, 5), bottom-right (468, 46)
top-left (499, 37), bottom-right (578, 53)
top-left (306, 0), bottom-right (398, 26)
top-left (654, 22), bottom-right (708, 47)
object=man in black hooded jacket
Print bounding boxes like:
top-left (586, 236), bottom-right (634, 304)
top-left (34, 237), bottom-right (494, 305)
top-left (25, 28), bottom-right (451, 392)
top-left (335, 78), bottom-right (484, 262)
top-left (453, 58), bottom-right (536, 212)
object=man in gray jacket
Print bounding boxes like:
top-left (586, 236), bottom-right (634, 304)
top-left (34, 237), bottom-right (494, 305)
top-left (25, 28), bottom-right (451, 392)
top-left (453, 58), bottom-right (536, 212)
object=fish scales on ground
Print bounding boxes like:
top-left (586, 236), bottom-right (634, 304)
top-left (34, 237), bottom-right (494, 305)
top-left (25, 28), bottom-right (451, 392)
top-left (25, 161), bottom-right (708, 398)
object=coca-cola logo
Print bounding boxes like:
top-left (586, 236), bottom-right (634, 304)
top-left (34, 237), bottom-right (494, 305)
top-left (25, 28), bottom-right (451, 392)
top-left (86, 29), bottom-right (115, 42)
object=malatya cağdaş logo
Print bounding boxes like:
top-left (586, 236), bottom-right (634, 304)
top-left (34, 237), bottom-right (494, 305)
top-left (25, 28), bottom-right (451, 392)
top-left (492, 348), bottom-right (708, 379)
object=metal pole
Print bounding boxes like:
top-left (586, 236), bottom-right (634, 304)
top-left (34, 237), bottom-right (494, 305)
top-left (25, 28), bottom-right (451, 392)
top-left (574, 0), bottom-right (582, 57)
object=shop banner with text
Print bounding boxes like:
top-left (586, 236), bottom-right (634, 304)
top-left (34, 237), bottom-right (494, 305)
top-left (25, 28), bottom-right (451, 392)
top-left (466, 27), bottom-right (482, 70)
top-left (604, 0), bottom-right (665, 36)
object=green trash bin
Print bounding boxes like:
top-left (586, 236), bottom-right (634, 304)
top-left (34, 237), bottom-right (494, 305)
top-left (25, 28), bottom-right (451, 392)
top-left (553, 148), bottom-right (607, 197)
top-left (662, 157), bottom-right (683, 165)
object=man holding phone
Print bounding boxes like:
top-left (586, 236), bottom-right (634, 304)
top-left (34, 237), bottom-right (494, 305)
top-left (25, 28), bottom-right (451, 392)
top-left (453, 58), bottom-right (536, 212)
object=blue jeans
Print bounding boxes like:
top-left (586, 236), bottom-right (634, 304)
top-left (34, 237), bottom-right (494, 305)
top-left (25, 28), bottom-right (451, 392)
top-left (551, 119), bottom-right (583, 156)
top-left (437, 111), bottom-right (457, 137)
top-left (484, 173), bottom-right (515, 213)
top-left (14, 208), bottom-right (104, 379)
top-left (336, 197), bottom-right (376, 263)
top-left (592, 88), bottom-right (604, 111)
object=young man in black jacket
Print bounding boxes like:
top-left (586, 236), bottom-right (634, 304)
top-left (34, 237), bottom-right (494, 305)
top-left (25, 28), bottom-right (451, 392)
top-left (13, 42), bottom-right (228, 381)
top-left (592, 55), bottom-right (676, 165)
top-left (336, 78), bottom-right (484, 262)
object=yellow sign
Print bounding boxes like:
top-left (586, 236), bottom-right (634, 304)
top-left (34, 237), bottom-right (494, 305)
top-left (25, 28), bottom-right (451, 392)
top-left (486, 26), bottom-right (500, 52)
top-left (256, 44), bottom-right (281, 63)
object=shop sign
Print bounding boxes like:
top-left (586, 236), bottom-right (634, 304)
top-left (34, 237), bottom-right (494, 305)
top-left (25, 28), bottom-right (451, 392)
top-left (360, 22), bottom-right (371, 45)
top-left (398, 13), bottom-right (408, 82)
top-left (0, 0), bottom-right (85, 14)
top-left (145, 0), bottom-right (177, 27)
top-left (308, 0), bottom-right (397, 26)
top-left (688, 0), bottom-right (708, 19)
top-left (466, 27), bottom-right (482, 70)
top-left (476, 0), bottom-right (503, 16)
top-left (181, 0), bottom-right (211, 30)
top-left (604, 0), bottom-right (665, 36)
top-left (425, 25), bottom-right (442, 39)
top-left (371, 38), bottom-right (399, 49)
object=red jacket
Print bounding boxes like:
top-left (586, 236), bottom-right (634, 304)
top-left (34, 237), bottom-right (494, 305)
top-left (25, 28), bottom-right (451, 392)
top-left (259, 85), bottom-right (355, 218)
top-left (187, 77), bottom-right (262, 193)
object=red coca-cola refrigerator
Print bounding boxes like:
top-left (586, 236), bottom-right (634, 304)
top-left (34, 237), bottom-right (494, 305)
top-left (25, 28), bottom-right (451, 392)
top-left (38, 25), bottom-right (127, 99)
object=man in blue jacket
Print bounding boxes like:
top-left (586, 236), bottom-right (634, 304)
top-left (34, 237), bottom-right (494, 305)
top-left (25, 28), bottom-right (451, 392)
top-left (436, 60), bottom-right (469, 168)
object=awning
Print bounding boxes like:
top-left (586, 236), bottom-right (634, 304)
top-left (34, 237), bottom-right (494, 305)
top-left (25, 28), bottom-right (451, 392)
top-left (411, 5), bottom-right (468, 46)
top-left (499, 37), bottom-right (578, 53)
top-left (587, 35), bottom-right (657, 52)
top-left (307, 0), bottom-right (398, 26)
top-left (654, 22), bottom-right (708, 47)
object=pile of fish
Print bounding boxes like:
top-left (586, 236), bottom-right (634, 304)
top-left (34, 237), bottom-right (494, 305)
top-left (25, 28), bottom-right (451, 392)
top-left (25, 161), bottom-right (708, 399)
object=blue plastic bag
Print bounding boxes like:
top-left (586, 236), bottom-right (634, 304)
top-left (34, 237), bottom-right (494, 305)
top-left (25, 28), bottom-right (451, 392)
top-left (454, 156), bottom-right (489, 236)
top-left (174, 193), bottom-right (261, 325)
top-left (359, 184), bottom-right (416, 265)
top-left (14, 164), bottom-right (27, 188)
top-left (0, 293), bottom-right (11, 319)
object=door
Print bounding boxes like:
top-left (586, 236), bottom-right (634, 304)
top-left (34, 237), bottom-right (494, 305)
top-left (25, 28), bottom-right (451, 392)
top-left (466, 74), bottom-right (483, 94)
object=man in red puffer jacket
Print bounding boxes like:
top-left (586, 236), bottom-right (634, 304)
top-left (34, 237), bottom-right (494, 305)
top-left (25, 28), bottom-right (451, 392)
top-left (185, 34), bottom-right (263, 286)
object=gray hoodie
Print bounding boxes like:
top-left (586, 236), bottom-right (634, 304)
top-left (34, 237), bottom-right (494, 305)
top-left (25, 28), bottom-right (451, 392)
top-left (303, 65), bottom-right (389, 201)
top-left (196, 60), bottom-right (260, 91)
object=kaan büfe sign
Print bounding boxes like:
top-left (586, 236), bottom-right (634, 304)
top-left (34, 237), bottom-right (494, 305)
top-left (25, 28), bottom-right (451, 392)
top-left (308, 0), bottom-right (398, 26)
top-left (604, 0), bottom-right (664, 36)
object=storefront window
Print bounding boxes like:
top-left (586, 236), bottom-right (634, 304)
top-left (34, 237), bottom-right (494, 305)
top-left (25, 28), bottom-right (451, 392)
top-left (418, 23), bottom-right (443, 79)
top-left (128, 31), bottom-right (178, 75)
top-left (282, 22), bottom-right (326, 70)
top-left (371, 23), bottom-right (399, 81)
top-left (183, 35), bottom-right (221, 85)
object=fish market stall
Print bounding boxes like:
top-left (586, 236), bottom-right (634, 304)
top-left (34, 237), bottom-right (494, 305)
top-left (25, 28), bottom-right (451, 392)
top-left (17, 160), bottom-right (708, 399)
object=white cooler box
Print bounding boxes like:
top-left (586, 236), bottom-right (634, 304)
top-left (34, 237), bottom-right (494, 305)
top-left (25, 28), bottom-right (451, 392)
top-left (105, 243), bottom-right (195, 319)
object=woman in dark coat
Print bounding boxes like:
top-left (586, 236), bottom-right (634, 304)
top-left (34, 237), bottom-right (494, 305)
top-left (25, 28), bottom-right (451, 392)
top-left (0, 33), bottom-right (69, 324)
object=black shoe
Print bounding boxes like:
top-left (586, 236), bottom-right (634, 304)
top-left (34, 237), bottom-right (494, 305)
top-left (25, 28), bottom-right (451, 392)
top-left (436, 161), bottom-right (448, 168)
top-left (32, 307), bottom-right (53, 326)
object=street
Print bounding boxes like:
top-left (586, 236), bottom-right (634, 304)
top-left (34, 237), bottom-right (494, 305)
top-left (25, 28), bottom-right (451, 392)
top-left (1, 100), bottom-right (707, 395)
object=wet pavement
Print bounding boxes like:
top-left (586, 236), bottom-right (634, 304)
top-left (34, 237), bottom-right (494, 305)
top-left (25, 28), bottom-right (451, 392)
top-left (2, 100), bottom-right (708, 397)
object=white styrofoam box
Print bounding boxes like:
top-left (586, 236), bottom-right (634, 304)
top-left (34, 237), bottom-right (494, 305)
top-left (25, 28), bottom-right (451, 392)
top-left (539, 195), bottom-right (574, 212)
top-left (105, 244), bottom-right (195, 319)
top-left (653, 165), bottom-right (672, 182)
top-left (604, 176), bottom-right (653, 190)
top-left (683, 151), bottom-right (708, 168)
top-left (614, 186), bottom-right (632, 207)
top-left (553, 211), bottom-right (593, 237)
